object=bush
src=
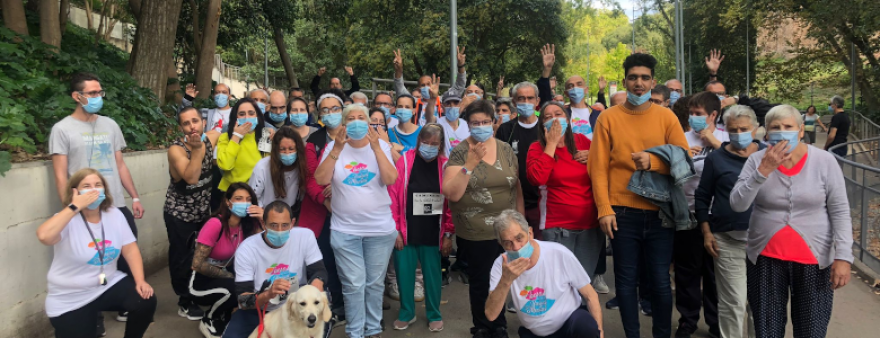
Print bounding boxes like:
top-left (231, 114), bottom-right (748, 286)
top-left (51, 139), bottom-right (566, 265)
top-left (0, 25), bottom-right (177, 176)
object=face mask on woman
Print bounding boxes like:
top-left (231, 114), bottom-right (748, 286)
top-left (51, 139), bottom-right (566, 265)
top-left (346, 120), bottom-right (369, 140)
top-left (471, 125), bottom-right (493, 142)
top-left (419, 143), bottom-right (439, 160)
top-left (289, 113), bottom-right (308, 127)
top-left (280, 152), bottom-right (297, 166)
top-left (767, 131), bottom-right (800, 153)
top-left (543, 117), bottom-right (569, 132)
top-left (80, 188), bottom-right (106, 210)
top-left (729, 131), bottom-right (753, 149)
top-left (396, 108), bottom-right (414, 122)
top-left (322, 113), bottom-right (342, 128)
top-left (230, 202), bottom-right (249, 218)
top-left (237, 117), bottom-right (258, 131)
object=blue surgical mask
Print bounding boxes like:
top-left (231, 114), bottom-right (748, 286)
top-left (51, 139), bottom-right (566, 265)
top-left (717, 94), bottom-right (726, 102)
top-left (669, 91), bottom-right (681, 105)
top-left (627, 91), bottom-right (652, 106)
top-left (467, 93), bottom-right (482, 100)
top-left (827, 105), bottom-right (833, 113)
top-left (419, 143), bottom-right (439, 160)
top-left (396, 108), bottom-right (414, 122)
top-left (689, 115), bottom-right (708, 132)
top-left (420, 87), bottom-right (430, 99)
top-left (516, 103), bottom-right (535, 117)
top-left (266, 229), bottom-right (290, 247)
top-left (80, 188), bottom-right (106, 210)
top-left (256, 102), bottom-right (266, 114)
top-left (567, 87), bottom-right (585, 104)
top-left (214, 94), bottom-right (229, 107)
top-left (230, 202), bottom-right (249, 217)
top-left (379, 106), bottom-right (390, 120)
top-left (445, 107), bottom-right (460, 121)
top-left (768, 131), bottom-right (800, 153)
top-left (237, 117), bottom-right (258, 131)
top-left (544, 117), bottom-right (569, 132)
top-left (346, 120), bottom-right (369, 140)
top-left (322, 113), bottom-right (342, 128)
top-left (269, 112), bottom-right (287, 123)
top-left (471, 125), bottom-right (494, 142)
top-left (507, 240), bottom-right (534, 260)
top-left (729, 131), bottom-right (753, 149)
top-left (289, 113), bottom-right (308, 127)
top-left (280, 152), bottom-right (297, 166)
top-left (82, 96), bottom-right (103, 114)
top-left (501, 114), bottom-right (511, 123)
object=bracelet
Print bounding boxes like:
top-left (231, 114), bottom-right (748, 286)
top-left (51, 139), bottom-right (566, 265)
top-left (458, 63), bottom-right (466, 68)
top-left (233, 132), bottom-right (244, 139)
top-left (329, 152), bottom-right (339, 160)
top-left (132, 198), bottom-right (140, 203)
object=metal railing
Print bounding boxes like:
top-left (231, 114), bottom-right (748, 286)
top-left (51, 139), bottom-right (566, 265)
top-left (831, 137), bottom-right (880, 274)
top-left (367, 78), bottom-right (497, 99)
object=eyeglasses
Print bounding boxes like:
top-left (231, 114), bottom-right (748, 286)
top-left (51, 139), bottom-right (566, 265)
top-left (320, 106), bottom-right (343, 114)
top-left (370, 124), bottom-right (386, 131)
top-left (374, 102), bottom-right (393, 108)
top-left (78, 90), bottom-right (106, 98)
top-left (469, 120), bottom-right (493, 127)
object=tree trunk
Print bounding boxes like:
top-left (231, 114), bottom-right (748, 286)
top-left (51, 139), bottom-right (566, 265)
top-left (40, 0), bottom-right (62, 49)
top-left (194, 0), bottom-right (221, 99)
top-left (125, 0), bottom-right (142, 73)
top-left (1, 0), bottom-right (29, 36)
top-left (84, 0), bottom-right (94, 32)
top-left (95, 0), bottom-right (112, 45)
top-left (272, 25), bottom-right (299, 88)
top-left (129, 0), bottom-right (184, 102)
top-left (59, 0), bottom-right (70, 33)
top-left (189, 0), bottom-right (202, 55)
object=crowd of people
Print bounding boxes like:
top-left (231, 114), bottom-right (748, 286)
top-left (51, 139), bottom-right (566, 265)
top-left (38, 44), bottom-right (856, 338)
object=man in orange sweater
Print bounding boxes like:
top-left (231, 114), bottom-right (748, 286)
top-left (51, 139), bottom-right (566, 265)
top-left (587, 53), bottom-right (689, 338)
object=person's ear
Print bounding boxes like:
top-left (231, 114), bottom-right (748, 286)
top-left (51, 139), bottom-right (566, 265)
top-left (71, 91), bottom-right (84, 106)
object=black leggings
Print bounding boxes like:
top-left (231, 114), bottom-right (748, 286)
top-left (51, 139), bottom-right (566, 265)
top-left (190, 271), bottom-right (236, 321)
top-left (50, 276), bottom-right (157, 338)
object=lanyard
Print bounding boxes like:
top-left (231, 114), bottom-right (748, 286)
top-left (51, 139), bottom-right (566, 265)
top-left (80, 213), bottom-right (107, 285)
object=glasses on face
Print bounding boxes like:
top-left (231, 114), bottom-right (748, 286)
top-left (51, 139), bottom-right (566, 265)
top-left (626, 74), bottom-right (653, 82)
top-left (374, 102), bottom-right (393, 108)
top-left (79, 90), bottom-right (106, 98)
top-left (320, 106), bottom-right (343, 114)
top-left (469, 120), bottom-right (493, 127)
top-left (670, 89), bottom-right (683, 94)
top-left (370, 124), bottom-right (386, 131)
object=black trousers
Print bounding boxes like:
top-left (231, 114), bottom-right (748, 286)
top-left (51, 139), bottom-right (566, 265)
top-left (164, 212), bottom-right (202, 306)
top-left (117, 207), bottom-right (138, 275)
top-left (317, 215), bottom-right (344, 315)
top-left (673, 227), bottom-right (718, 331)
top-left (457, 237), bottom-right (507, 333)
top-left (209, 165), bottom-right (224, 213)
top-left (748, 256), bottom-right (834, 338)
top-left (50, 276), bottom-right (157, 338)
top-left (190, 271), bottom-right (236, 321)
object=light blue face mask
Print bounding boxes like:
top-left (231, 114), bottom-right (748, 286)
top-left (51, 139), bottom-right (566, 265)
top-left (567, 87), bottom-right (585, 104)
top-left (237, 117), bottom-right (259, 131)
top-left (256, 102), bottom-right (267, 114)
top-left (266, 229), bottom-right (290, 247)
top-left (627, 90), bottom-right (652, 106)
top-left (689, 115), bottom-right (708, 132)
top-left (717, 94), bottom-right (726, 102)
top-left (669, 91), bottom-right (681, 105)
top-left (396, 108), bottom-right (414, 122)
top-left (470, 125), bottom-right (494, 142)
top-left (346, 120), bottom-right (369, 140)
top-left (507, 240), bottom-right (534, 260)
top-left (322, 113), bottom-right (342, 128)
top-left (419, 143), bottom-right (439, 160)
top-left (269, 112), bottom-right (287, 123)
top-left (280, 152), bottom-right (297, 166)
top-left (467, 93), bottom-right (482, 100)
top-left (82, 96), bottom-right (104, 114)
top-left (230, 202), bottom-right (249, 218)
top-left (768, 131), bottom-right (800, 153)
top-left (729, 131), bottom-right (753, 149)
top-left (289, 113), bottom-right (308, 127)
top-left (827, 105), bottom-right (833, 113)
top-left (420, 87), bottom-right (430, 99)
top-left (500, 114), bottom-right (511, 123)
top-left (516, 103), bottom-right (535, 117)
top-left (445, 107), bottom-right (460, 121)
top-left (544, 117), bottom-right (569, 132)
top-left (214, 94), bottom-right (229, 108)
top-left (378, 106), bottom-right (390, 120)
top-left (80, 188), bottom-right (106, 210)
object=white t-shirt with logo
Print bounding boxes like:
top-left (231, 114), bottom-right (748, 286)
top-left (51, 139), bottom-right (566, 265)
top-left (438, 117), bottom-right (470, 157)
top-left (45, 208), bottom-right (136, 317)
top-left (489, 241), bottom-right (590, 336)
top-left (234, 228), bottom-right (322, 311)
top-left (569, 107), bottom-right (594, 140)
top-left (320, 140), bottom-right (396, 237)
top-left (684, 128), bottom-right (730, 211)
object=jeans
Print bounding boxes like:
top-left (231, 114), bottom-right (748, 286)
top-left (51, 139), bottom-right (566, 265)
top-left (543, 227), bottom-right (605, 280)
top-left (457, 237), bottom-right (507, 333)
top-left (517, 307), bottom-right (600, 338)
top-left (610, 206), bottom-right (674, 338)
top-left (49, 276), bottom-right (157, 338)
top-left (673, 227), bottom-right (717, 331)
top-left (222, 309), bottom-right (258, 338)
top-left (331, 230), bottom-right (397, 338)
top-left (163, 212), bottom-right (201, 306)
top-left (316, 216), bottom-right (344, 316)
top-left (713, 233), bottom-right (755, 338)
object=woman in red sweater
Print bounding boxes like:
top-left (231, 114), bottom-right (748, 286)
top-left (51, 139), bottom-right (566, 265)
top-left (527, 102), bottom-right (603, 280)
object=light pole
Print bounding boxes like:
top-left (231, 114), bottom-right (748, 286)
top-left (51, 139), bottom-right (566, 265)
top-left (631, 2), bottom-right (636, 53)
top-left (450, 0), bottom-right (458, 82)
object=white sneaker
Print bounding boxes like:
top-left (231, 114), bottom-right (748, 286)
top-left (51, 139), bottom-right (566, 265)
top-left (592, 275), bottom-right (610, 294)
top-left (386, 282), bottom-right (401, 301)
top-left (414, 282), bottom-right (425, 302)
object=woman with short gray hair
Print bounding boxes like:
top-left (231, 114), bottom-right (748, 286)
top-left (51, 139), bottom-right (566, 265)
top-left (730, 104), bottom-right (853, 337)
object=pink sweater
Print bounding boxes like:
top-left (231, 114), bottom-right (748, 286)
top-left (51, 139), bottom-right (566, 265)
top-left (387, 149), bottom-right (454, 246)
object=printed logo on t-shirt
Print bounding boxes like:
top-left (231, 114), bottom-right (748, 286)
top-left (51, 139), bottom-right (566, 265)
top-left (81, 132), bottom-right (114, 175)
top-left (265, 263), bottom-right (298, 283)
top-left (449, 137), bottom-right (461, 149)
top-left (571, 118), bottom-right (593, 138)
top-left (342, 161), bottom-right (376, 186)
top-left (87, 239), bottom-right (120, 266)
top-left (517, 285), bottom-right (555, 316)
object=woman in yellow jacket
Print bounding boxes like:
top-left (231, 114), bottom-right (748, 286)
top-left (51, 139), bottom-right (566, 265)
top-left (217, 98), bottom-right (266, 192)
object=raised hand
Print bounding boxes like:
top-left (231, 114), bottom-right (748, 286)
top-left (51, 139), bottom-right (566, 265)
top-left (366, 122), bottom-right (381, 150)
top-left (497, 76), bottom-right (505, 92)
top-left (318, 67), bottom-right (327, 76)
top-left (705, 49), bottom-right (725, 74)
top-left (500, 254), bottom-right (530, 284)
top-left (345, 66), bottom-right (354, 76)
top-left (466, 141), bottom-right (487, 169)
top-left (185, 83), bottom-right (199, 98)
top-left (393, 49), bottom-right (403, 76)
top-left (757, 140), bottom-right (792, 177)
top-left (233, 121), bottom-right (252, 136)
top-left (247, 205), bottom-right (264, 221)
top-left (71, 188), bottom-right (99, 211)
top-left (457, 46), bottom-right (466, 68)
top-left (541, 43), bottom-right (556, 76)
top-left (598, 76), bottom-right (607, 91)
top-left (545, 118), bottom-right (564, 146)
top-left (430, 74), bottom-right (440, 98)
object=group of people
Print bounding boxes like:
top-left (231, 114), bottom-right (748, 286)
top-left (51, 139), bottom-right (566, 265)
top-left (38, 43), bottom-right (854, 338)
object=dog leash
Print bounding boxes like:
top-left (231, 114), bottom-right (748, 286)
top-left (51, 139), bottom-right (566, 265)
top-left (257, 303), bottom-right (272, 338)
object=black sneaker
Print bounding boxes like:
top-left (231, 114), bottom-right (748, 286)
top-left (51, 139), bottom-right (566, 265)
top-left (179, 302), bottom-right (205, 321)
top-left (472, 329), bottom-right (491, 338)
top-left (199, 317), bottom-right (227, 338)
top-left (115, 311), bottom-right (128, 322)
top-left (708, 326), bottom-right (721, 338)
top-left (330, 313), bottom-right (346, 328)
top-left (605, 296), bottom-right (619, 310)
top-left (639, 298), bottom-right (653, 316)
top-left (492, 328), bottom-right (509, 338)
top-left (96, 316), bottom-right (106, 337)
top-left (675, 325), bottom-right (696, 338)
top-left (458, 272), bottom-right (470, 285)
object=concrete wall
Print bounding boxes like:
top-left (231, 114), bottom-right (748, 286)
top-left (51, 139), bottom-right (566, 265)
top-left (0, 150), bottom-right (170, 338)
top-left (67, 4), bottom-right (134, 52)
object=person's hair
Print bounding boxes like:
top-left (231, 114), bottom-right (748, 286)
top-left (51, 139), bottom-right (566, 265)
top-left (177, 106), bottom-right (201, 124)
top-left (286, 97), bottom-right (308, 113)
top-left (248, 89), bottom-right (269, 99)
top-left (373, 92), bottom-right (393, 104)
top-left (831, 95), bottom-right (845, 109)
top-left (262, 200), bottom-right (294, 225)
top-left (689, 91), bottom-right (721, 118)
top-left (226, 98), bottom-right (265, 141)
top-left (623, 53), bottom-right (657, 76)
top-left (213, 182), bottom-right (261, 239)
top-left (664, 79), bottom-right (681, 87)
top-left (317, 93), bottom-right (343, 109)
top-left (722, 105), bottom-right (759, 129)
top-left (368, 107), bottom-right (387, 125)
top-left (288, 87), bottom-right (303, 94)
top-left (765, 104), bottom-right (804, 126)
top-left (350, 91), bottom-right (368, 102)
top-left (703, 80), bottom-right (723, 91)
top-left (806, 105), bottom-right (816, 114)
top-left (466, 83), bottom-right (486, 94)
top-left (462, 100), bottom-right (496, 123)
top-left (415, 123), bottom-right (447, 157)
top-left (269, 127), bottom-right (307, 201)
top-left (492, 209), bottom-right (530, 241)
top-left (341, 103), bottom-right (369, 123)
top-left (652, 85), bottom-right (670, 101)
top-left (69, 72), bottom-right (101, 94)
top-left (64, 168), bottom-right (114, 211)
top-left (511, 81), bottom-right (539, 99)
top-left (671, 95), bottom-right (692, 131)
top-left (536, 101), bottom-right (576, 158)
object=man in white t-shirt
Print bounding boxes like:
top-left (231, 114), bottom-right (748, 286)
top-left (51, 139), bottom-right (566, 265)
top-left (224, 201), bottom-right (328, 338)
top-left (486, 210), bottom-right (603, 338)
top-left (181, 83), bottom-right (234, 133)
top-left (563, 75), bottom-right (597, 140)
top-left (437, 93), bottom-right (470, 156)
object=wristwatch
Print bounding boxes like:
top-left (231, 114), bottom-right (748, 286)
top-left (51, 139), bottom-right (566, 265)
top-left (67, 204), bottom-right (78, 212)
top-left (443, 233), bottom-right (453, 239)
top-left (461, 167), bottom-right (473, 176)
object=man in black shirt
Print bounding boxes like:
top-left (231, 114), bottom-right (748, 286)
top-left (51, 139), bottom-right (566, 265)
top-left (824, 95), bottom-right (850, 157)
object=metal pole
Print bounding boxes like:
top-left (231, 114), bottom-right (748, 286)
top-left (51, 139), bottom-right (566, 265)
top-left (851, 42), bottom-right (857, 112)
top-left (746, 17), bottom-right (750, 96)
top-left (586, 28), bottom-right (591, 104)
top-left (674, 0), bottom-right (681, 81)
top-left (811, 82), bottom-right (814, 106)
top-left (264, 37), bottom-right (269, 89)
top-left (632, 2), bottom-right (636, 53)
top-left (680, 2), bottom-right (687, 93)
top-left (450, 0), bottom-right (458, 82)
top-left (688, 43), bottom-right (693, 94)
top-left (245, 49), bottom-right (250, 92)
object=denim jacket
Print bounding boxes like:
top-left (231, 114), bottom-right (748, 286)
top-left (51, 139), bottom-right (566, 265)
top-left (627, 145), bottom-right (696, 230)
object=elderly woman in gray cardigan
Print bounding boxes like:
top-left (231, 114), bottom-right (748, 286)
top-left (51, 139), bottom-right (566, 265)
top-left (730, 105), bottom-right (852, 338)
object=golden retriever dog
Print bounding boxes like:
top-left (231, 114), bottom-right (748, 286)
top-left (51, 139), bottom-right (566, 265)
top-left (249, 285), bottom-right (331, 338)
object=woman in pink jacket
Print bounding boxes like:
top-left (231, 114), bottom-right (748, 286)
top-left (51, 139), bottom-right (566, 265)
top-left (388, 123), bottom-right (455, 332)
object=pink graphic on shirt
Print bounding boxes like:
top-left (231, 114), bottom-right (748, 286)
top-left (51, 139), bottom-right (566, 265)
top-left (449, 137), bottom-right (461, 149)
top-left (343, 162), bottom-right (376, 186)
